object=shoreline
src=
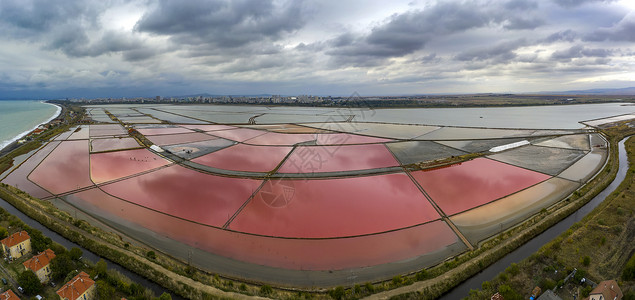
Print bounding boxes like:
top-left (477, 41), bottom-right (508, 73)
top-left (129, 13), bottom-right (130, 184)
top-left (0, 101), bottom-right (62, 154)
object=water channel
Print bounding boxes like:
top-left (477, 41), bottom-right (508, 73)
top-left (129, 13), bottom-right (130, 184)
top-left (441, 137), bottom-right (629, 299)
top-left (0, 195), bottom-right (183, 299)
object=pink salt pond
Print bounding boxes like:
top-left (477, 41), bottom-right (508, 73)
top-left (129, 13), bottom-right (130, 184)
top-left (90, 148), bottom-right (171, 184)
top-left (100, 165), bottom-right (262, 227)
top-left (29, 140), bottom-right (93, 194)
top-left (228, 173), bottom-right (440, 238)
top-left (192, 143), bottom-right (292, 172)
top-left (1, 141), bottom-right (61, 198)
top-left (63, 188), bottom-right (460, 270)
top-left (278, 144), bottom-right (398, 173)
top-left (411, 158), bottom-right (551, 216)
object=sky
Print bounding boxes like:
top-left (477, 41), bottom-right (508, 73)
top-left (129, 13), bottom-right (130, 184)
top-left (0, 0), bottom-right (634, 98)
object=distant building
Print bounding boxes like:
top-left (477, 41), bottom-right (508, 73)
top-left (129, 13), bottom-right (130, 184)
top-left (0, 289), bottom-right (20, 300)
top-left (23, 249), bottom-right (56, 283)
top-left (588, 280), bottom-right (622, 300)
top-left (56, 271), bottom-right (95, 300)
top-left (1, 231), bottom-right (31, 260)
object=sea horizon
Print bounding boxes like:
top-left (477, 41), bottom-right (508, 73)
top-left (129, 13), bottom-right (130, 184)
top-left (0, 100), bottom-right (61, 152)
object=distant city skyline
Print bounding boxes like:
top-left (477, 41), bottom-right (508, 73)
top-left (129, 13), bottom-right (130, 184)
top-left (0, 0), bottom-right (634, 98)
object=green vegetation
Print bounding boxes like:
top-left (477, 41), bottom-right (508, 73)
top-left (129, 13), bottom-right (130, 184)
top-left (17, 270), bottom-right (41, 294)
top-left (623, 253), bottom-right (635, 281)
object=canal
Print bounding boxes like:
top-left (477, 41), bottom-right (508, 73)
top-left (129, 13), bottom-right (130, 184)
top-left (0, 195), bottom-right (184, 299)
top-left (441, 137), bottom-right (629, 299)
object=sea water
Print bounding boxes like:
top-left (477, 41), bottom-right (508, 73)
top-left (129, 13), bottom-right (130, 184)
top-left (0, 100), bottom-right (61, 151)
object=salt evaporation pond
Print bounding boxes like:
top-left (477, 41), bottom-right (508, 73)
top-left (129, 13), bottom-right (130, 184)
top-left (1, 102), bottom-right (626, 286)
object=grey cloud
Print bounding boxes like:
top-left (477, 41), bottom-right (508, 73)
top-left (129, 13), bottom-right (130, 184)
top-left (123, 48), bottom-right (158, 62)
top-left (553, 0), bottom-right (616, 8)
top-left (551, 45), bottom-right (613, 61)
top-left (504, 17), bottom-right (545, 30)
top-left (0, 0), bottom-right (102, 34)
top-left (504, 0), bottom-right (539, 10)
top-left (47, 29), bottom-right (154, 60)
top-left (326, 2), bottom-right (492, 66)
top-left (543, 29), bottom-right (578, 43)
top-left (585, 14), bottom-right (635, 42)
top-left (0, 0), bottom-right (155, 60)
top-left (135, 0), bottom-right (306, 50)
top-left (326, 1), bottom-right (548, 67)
top-left (455, 39), bottom-right (527, 63)
top-left (420, 53), bottom-right (439, 63)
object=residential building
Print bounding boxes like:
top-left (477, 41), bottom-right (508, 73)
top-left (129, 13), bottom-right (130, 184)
top-left (23, 249), bottom-right (56, 282)
top-left (1, 231), bottom-right (31, 260)
top-left (589, 280), bottom-right (623, 300)
top-left (0, 289), bottom-right (20, 300)
top-left (56, 271), bottom-right (95, 300)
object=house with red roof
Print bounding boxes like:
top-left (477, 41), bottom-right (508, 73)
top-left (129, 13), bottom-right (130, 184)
top-left (588, 280), bottom-right (623, 300)
top-left (23, 248), bottom-right (56, 283)
top-left (1, 231), bottom-right (31, 260)
top-left (0, 289), bottom-right (20, 300)
top-left (56, 271), bottom-right (95, 300)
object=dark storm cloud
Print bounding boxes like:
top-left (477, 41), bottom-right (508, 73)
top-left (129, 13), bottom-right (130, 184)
top-left (135, 0), bottom-right (306, 50)
top-left (551, 45), bottom-right (613, 61)
top-left (0, 0), bottom-right (101, 34)
top-left (0, 0), bottom-right (155, 60)
top-left (585, 14), bottom-right (635, 42)
top-left (325, 1), bottom-right (545, 67)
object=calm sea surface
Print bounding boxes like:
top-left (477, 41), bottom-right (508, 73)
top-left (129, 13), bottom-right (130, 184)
top-left (0, 100), bottom-right (60, 151)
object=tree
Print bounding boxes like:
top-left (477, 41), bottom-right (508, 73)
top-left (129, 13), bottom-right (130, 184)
top-left (498, 284), bottom-right (523, 300)
top-left (50, 243), bottom-right (67, 255)
top-left (69, 247), bottom-right (83, 261)
top-left (158, 292), bottom-right (172, 300)
top-left (0, 226), bottom-right (8, 239)
top-left (95, 259), bottom-right (108, 278)
top-left (329, 286), bottom-right (345, 300)
top-left (50, 253), bottom-right (75, 280)
top-left (28, 229), bottom-right (52, 253)
top-left (95, 280), bottom-right (115, 300)
top-left (18, 270), bottom-right (41, 295)
top-left (581, 256), bottom-right (591, 267)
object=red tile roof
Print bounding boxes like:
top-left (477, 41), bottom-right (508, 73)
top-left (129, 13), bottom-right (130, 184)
top-left (0, 289), bottom-right (20, 300)
top-left (1, 231), bottom-right (30, 248)
top-left (590, 280), bottom-right (623, 300)
top-left (23, 249), bottom-right (55, 272)
top-left (56, 271), bottom-right (95, 300)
